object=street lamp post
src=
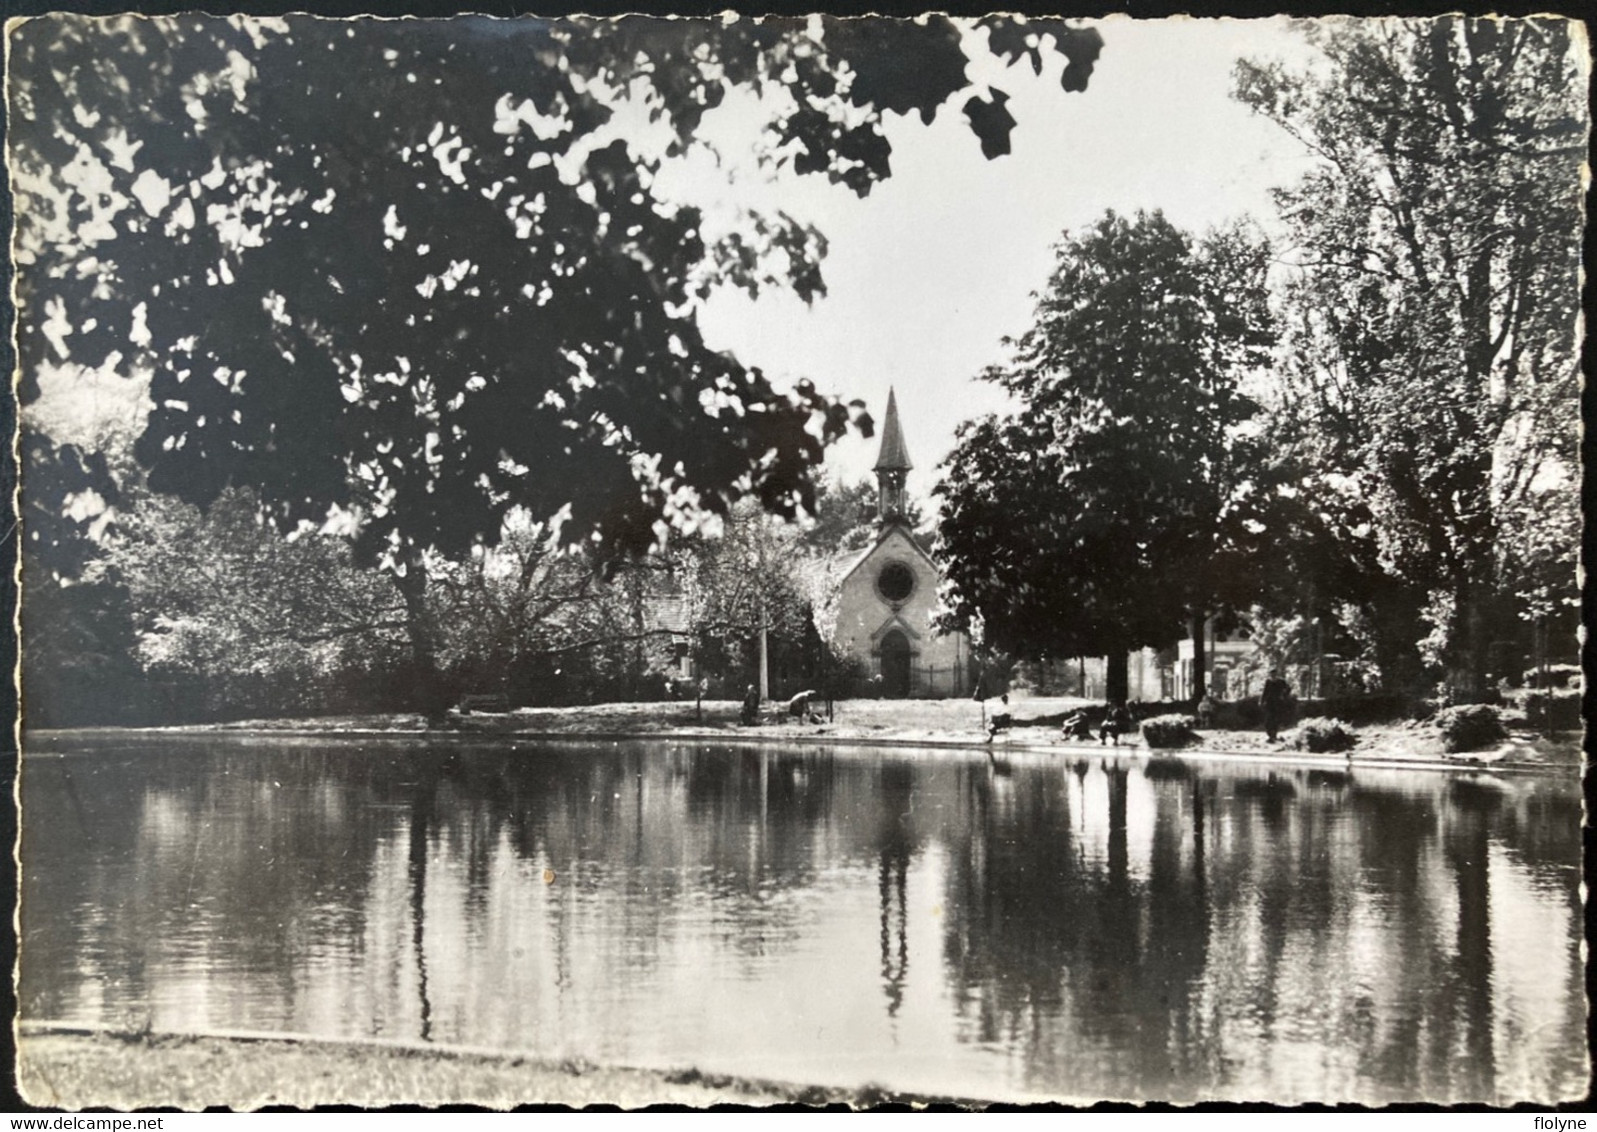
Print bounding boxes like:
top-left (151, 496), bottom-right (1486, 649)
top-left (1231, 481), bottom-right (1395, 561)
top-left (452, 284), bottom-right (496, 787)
top-left (758, 589), bottom-right (770, 702)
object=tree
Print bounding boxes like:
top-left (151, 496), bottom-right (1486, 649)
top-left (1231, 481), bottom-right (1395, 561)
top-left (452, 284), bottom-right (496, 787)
top-left (423, 515), bottom-right (615, 702)
top-left (19, 435), bottom-right (143, 725)
top-left (11, 14), bottom-right (1102, 714)
top-left (801, 476), bottom-right (882, 555)
top-left (936, 210), bottom-right (1276, 702)
top-left (801, 473), bottom-right (927, 555)
top-left (1234, 17), bottom-right (1585, 697)
top-left (1241, 470), bottom-right (1429, 694)
top-left (112, 485), bottom-right (414, 717)
top-left (671, 500), bottom-right (815, 695)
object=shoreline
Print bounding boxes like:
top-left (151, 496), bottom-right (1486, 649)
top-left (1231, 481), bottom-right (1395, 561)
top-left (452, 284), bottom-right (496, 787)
top-left (22, 715), bottom-right (1579, 775)
top-left (15, 1023), bottom-right (994, 1110)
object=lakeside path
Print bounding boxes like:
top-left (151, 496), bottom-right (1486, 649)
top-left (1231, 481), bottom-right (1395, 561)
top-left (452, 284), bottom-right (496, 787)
top-left (17, 1025), bottom-right (984, 1110)
top-left (26, 696), bottom-right (1581, 773)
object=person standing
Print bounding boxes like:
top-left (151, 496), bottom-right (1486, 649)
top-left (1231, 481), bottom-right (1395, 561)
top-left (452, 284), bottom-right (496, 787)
top-left (1261, 671), bottom-right (1292, 742)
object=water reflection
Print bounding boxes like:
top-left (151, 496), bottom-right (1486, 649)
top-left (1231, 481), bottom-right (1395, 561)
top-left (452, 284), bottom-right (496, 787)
top-left (20, 739), bottom-right (1585, 1103)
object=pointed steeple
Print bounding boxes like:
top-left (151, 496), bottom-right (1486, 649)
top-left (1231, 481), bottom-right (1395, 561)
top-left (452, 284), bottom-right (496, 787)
top-left (874, 388), bottom-right (912, 526)
top-left (874, 387), bottom-right (913, 473)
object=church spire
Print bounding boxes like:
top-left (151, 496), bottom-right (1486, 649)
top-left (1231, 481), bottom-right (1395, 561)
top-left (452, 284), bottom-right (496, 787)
top-left (875, 387), bottom-right (912, 526)
top-left (874, 387), bottom-right (912, 474)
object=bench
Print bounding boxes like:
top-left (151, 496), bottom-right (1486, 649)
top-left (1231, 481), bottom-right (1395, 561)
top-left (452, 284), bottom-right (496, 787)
top-left (458, 693), bottom-right (511, 714)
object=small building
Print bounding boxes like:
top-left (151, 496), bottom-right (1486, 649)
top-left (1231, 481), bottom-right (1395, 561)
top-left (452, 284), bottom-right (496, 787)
top-left (832, 390), bottom-right (972, 697)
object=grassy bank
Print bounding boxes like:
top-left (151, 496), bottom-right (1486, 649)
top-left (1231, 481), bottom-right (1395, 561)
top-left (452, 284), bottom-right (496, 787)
top-left (16, 1027), bottom-right (979, 1110)
top-left (117, 695), bottom-right (1580, 771)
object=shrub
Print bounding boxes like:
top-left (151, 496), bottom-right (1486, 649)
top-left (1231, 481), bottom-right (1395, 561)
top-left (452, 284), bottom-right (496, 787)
top-left (1293, 717), bottom-right (1357, 754)
top-left (1204, 697), bottom-right (1262, 729)
top-left (1141, 714), bottom-right (1198, 748)
top-left (1298, 694), bottom-right (1407, 726)
top-left (1522, 663), bottom-right (1582, 690)
top-left (1518, 688), bottom-right (1583, 730)
top-left (1435, 704), bottom-right (1507, 753)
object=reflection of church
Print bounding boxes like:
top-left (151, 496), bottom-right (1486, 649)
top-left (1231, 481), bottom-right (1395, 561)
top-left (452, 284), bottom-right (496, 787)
top-left (833, 390), bottom-right (971, 697)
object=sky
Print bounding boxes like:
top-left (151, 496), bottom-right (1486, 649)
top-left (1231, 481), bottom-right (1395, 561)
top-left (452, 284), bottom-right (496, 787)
top-left (668, 17), bottom-right (1325, 498)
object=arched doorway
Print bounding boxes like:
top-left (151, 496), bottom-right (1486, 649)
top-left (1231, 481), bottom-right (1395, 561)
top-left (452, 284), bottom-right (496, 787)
top-left (880, 629), bottom-right (912, 698)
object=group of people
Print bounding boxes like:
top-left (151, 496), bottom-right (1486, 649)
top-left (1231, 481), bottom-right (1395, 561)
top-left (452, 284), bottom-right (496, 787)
top-left (1058, 702), bottom-right (1133, 745)
top-left (747, 671), bottom-right (1298, 740)
top-left (991, 671), bottom-right (1296, 747)
top-left (991, 697), bottom-right (1133, 745)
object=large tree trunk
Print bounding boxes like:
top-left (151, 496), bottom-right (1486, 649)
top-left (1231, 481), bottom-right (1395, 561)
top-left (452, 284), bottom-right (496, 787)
top-left (1446, 574), bottom-right (1494, 703)
top-left (393, 555), bottom-right (451, 723)
top-left (1105, 648), bottom-right (1129, 705)
top-left (1188, 611), bottom-right (1207, 703)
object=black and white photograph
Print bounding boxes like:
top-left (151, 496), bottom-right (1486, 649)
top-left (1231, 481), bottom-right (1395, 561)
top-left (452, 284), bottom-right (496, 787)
top-left (8, 9), bottom-right (1589, 1109)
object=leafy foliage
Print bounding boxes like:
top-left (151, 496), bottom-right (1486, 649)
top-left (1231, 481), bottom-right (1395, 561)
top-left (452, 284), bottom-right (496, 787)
top-left (1235, 18), bottom-right (1585, 696)
top-left (1513, 687), bottom-right (1580, 731)
top-left (19, 436), bottom-right (143, 726)
top-left (1522, 663), bottom-right (1581, 690)
top-left (12, 14), bottom-right (1100, 553)
top-left (113, 486), bottom-right (410, 681)
top-left (801, 474), bottom-right (926, 555)
top-left (22, 433), bottom-right (120, 583)
top-left (936, 210), bottom-right (1276, 675)
top-left (672, 501), bottom-right (815, 674)
top-left (12, 14), bottom-right (1101, 710)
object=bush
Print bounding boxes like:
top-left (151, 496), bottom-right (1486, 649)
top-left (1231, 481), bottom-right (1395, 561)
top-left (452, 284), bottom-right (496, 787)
top-left (1522, 663), bottom-right (1581, 690)
top-left (1435, 704), bottom-right (1507, 753)
top-left (1297, 694), bottom-right (1407, 726)
top-left (1204, 697), bottom-right (1263, 729)
top-left (1517, 688), bottom-right (1583, 730)
top-left (1141, 714), bottom-right (1198, 749)
top-left (1293, 717), bottom-right (1357, 754)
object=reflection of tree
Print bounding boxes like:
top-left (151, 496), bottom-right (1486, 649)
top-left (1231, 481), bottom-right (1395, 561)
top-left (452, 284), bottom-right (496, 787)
top-left (435, 744), bottom-right (889, 969)
top-left (940, 764), bottom-right (1081, 1048)
top-left (931, 758), bottom-right (1576, 1102)
top-left (1191, 768), bottom-right (1523, 1102)
top-left (21, 745), bottom-right (389, 1030)
top-left (1443, 782), bottom-right (1496, 1098)
top-left (1340, 783), bottom-right (1460, 1091)
top-left (937, 760), bottom-right (1218, 1090)
top-left (21, 741), bottom-right (1583, 1103)
top-left (409, 766), bottom-right (437, 1042)
top-left (877, 763), bottom-right (913, 1020)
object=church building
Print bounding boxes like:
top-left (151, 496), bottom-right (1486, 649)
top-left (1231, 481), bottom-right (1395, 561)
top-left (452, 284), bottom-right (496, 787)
top-left (833, 390), bottom-right (972, 698)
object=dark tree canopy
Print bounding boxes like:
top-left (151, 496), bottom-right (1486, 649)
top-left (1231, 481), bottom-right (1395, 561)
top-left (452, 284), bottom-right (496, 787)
top-left (936, 210), bottom-right (1276, 671)
top-left (11, 15), bottom-right (1101, 572)
top-left (21, 433), bottom-right (121, 583)
top-left (19, 436), bottom-right (143, 726)
top-left (12, 14), bottom-right (1102, 712)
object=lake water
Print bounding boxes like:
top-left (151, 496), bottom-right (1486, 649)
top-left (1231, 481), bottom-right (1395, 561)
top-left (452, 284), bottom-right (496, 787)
top-left (19, 736), bottom-right (1587, 1104)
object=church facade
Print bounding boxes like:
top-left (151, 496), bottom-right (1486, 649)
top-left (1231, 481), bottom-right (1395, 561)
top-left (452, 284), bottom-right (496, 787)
top-left (832, 390), bottom-right (972, 698)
